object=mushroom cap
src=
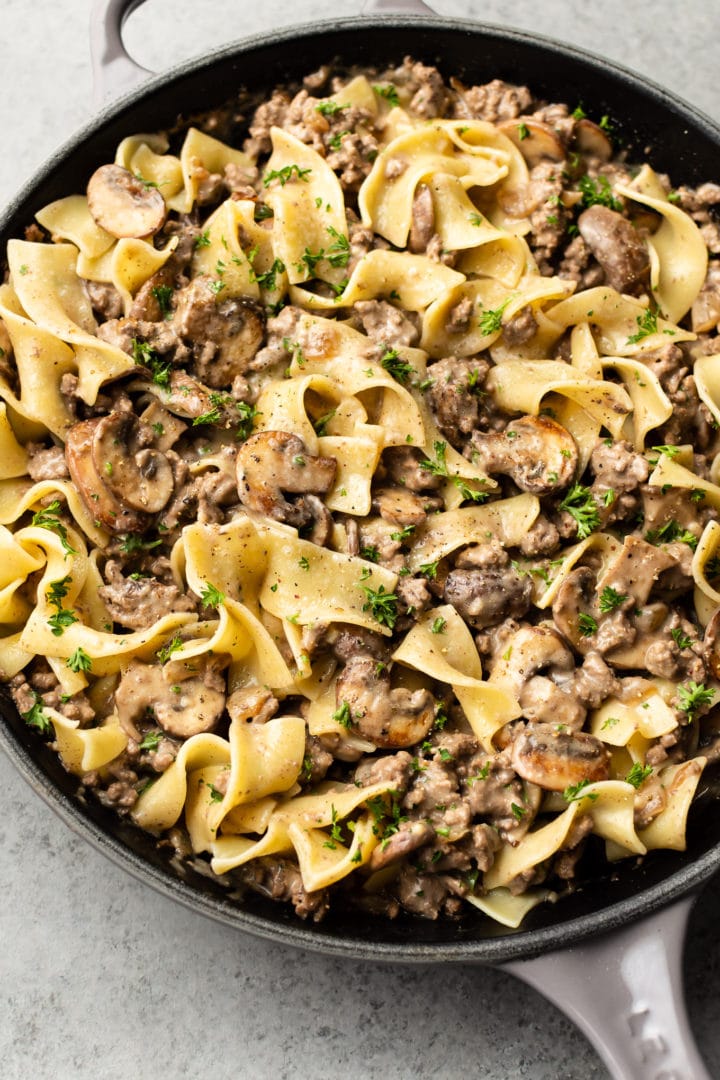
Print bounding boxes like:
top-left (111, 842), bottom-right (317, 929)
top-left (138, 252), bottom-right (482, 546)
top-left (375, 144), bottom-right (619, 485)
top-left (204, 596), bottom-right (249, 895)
top-left (496, 118), bottom-right (566, 168)
top-left (510, 722), bottom-right (610, 791)
top-left (470, 414), bottom-right (577, 494)
top-left (65, 418), bottom-right (150, 534)
top-left (92, 411), bottom-right (174, 513)
top-left (236, 430), bottom-right (336, 525)
top-left (87, 164), bottom-right (167, 239)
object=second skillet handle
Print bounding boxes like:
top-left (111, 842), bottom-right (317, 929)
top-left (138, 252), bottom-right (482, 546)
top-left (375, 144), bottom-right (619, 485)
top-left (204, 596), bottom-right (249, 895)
top-left (504, 895), bottom-right (710, 1080)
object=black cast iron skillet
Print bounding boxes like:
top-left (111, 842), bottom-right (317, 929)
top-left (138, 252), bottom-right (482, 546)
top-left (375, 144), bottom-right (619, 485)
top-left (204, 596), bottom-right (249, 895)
top-left (1, 2), bottom-right (719, 1075)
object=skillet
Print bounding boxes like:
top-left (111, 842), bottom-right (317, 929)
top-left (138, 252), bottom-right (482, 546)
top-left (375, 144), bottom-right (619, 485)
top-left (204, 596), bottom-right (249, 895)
top-left (1, 1), bottom-right (720, 1075)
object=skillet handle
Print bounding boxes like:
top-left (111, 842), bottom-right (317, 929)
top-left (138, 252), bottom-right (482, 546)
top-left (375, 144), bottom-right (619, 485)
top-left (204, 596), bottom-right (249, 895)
top-left (503, 895), bottom-right (710, 1080)
top-left (90, 0), bottom-right (152, 105)
top-left (361, 1), bottom-right (437, 11)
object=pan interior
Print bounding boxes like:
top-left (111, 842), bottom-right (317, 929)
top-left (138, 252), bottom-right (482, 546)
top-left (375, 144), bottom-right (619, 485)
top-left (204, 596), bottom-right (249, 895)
top-left (2, 17), bottom-right (720, 961)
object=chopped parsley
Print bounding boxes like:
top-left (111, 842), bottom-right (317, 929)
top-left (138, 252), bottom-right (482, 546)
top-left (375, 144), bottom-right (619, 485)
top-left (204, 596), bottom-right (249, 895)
top-left (380, 346), bottom-right (415, 384)
top-left (578, 173), bottom-right (622, 212)
top-left (131, 338), bottom-right (171, 388)
top-left (478, 299), bottom-right (509, 336)
top-left (66, 647), bottom-right (92, 674)
top-left (625, 762), bottom-right (653, 788)
top-left (151, 284), bottom-right (174, 317)
top-left (20, 693), bottom-right (53, 735)
top-left (670, 628), bottom-right (694, 650)
top-left (676, 681), bottom-right (715, 722)
top-left (235, 401), bottom-right (259, 442)
top-left (360, 583), bottom-right (398, 630)
top-left (645, 519), bottom-right (698, 550)
top-left (156, 635), bottom-right (183, 663)
top-left (419, 560), bottom-right (440, 580)
top-left (360, 545), bottom-right (379, 563)
top-left (200, 582), bottom-right (226, 608)
top-left (312, 409), bottom-right (336, 437)
top-left (627, 308), bottom-right (659, 344)
top-left (117, 534), bottom-right (162, 555)
top-left (578, 612), bottom-right (599, 637)
top-left (263, 164), bottom-right (312, 187)
top-left (326, 226), bottom-right (350, 267)
top-left (559, 484), bottom-right (600, 540)
top-left (31, 500), bottom-right (76, 557)
top-left (430, 616), bottom-right (447, 635)
top-left (316, 101), bottom-right (347, 117)
top-left (598, 586), bottom-right (629, 613)
top-left (517, 122), bottom-right (530, 140)
top-left (138, 730), bottom-right (162, 751)
top-left (563, 779), bottom-right (599, 802)
top-left (250, 256), bottom-right (286, 291)
top-left (332, 701), bottom-right (353, 728)
top-left (373, 83), bottom-right (400, 108)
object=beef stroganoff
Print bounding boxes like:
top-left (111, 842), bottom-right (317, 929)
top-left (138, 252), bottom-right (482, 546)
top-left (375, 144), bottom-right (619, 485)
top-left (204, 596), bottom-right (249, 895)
top-left (3, 59), bottom-right (720, 924)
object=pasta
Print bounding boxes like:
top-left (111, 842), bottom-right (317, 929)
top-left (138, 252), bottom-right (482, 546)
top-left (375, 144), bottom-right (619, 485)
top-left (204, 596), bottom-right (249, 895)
top-left (2, 57), bottom-right (720, 927)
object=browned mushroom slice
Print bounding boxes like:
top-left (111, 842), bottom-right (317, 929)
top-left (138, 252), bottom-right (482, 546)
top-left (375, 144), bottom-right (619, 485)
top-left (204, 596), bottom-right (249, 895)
top-left (408, 183), bottom-right (435, 254)
top-left (129, 265), bottom-right (176, 321)
top-left (511, 723), bottom-right (610, 791)
top-left (496, 118), bottom-right (566, 167)
top-left (92, 411), bottom-right (174, 514)
top-left (470, 415), bottom-right (577, 494)
top-left (161, 371), bottom-right (221, 421)
top-left (596, 535), bottom-right (677, 607)
top-left (372, 486), bottom-right (432, 527)
top-left (87, 164), bottom-right (167, 239)
top-left (577, 205), bottom-right (650, 294)
top-left (65, 419), bottom-right (150, 534)
top-left (691, 263), bottom-right (720, 333)
top-left (573, 118), bottom-right (613, 161)
top-left (236, 430), bottom-right (336, 526)
top-left (173, 277), bottom-right (266, 387)
top-left (115, 657), bottom-right (226, 740)
top-left (335, 655), bottom-right (435, 749)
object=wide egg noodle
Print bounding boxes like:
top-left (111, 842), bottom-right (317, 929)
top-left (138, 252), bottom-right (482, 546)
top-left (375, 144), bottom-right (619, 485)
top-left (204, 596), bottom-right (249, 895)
top-left (115, 133), bottom-right (185, 202)
top-left (637, 759), bottom-right (706, 851)
top-left (190, 198), bottom-right (260, 300)
top-left (168, 127), bottom-right (255, 214)
top-left (616, 166), bottom-right (707, 323)
top-left (35, 195), bottom-right (115, 260)
top-left (392, 605), bottom-right (522, 750)
top-left (7, 240), bottom-right (133, 404)
top-left (264, 127), bottom-right (348, 289)
top-left (692, 520), bottom-right (720, 625)
top-left (544, 286), bottom-right (694, 357)
top-left (78, 235), bottom-right (179, 315)
top-left (407, 493), bottom-right (539, 572)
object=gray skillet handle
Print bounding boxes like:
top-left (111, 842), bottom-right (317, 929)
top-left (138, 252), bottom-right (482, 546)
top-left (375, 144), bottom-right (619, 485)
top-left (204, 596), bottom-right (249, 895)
top-left (361, 0), bottom-right (437, 12)
top-left (90, 0), bottom-right (152, 105)
top-left (90, 0), bottom-right (438, 105)
top-left (504, 895), bottom-right (710, 1080)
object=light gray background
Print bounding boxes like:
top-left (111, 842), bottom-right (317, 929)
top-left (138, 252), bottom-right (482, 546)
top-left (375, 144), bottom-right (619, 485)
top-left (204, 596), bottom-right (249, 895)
top-left (1, 2), bottom-right (719, 1077)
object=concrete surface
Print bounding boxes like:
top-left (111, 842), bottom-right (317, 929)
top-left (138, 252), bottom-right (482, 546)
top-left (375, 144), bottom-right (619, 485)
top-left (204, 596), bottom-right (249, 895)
top-left (1, 2), bottom-right (719, 1077)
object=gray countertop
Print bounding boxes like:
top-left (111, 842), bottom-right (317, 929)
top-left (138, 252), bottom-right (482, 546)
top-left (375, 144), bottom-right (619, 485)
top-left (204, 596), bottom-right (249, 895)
top-left (1, 2), bottom-right (720, 1077)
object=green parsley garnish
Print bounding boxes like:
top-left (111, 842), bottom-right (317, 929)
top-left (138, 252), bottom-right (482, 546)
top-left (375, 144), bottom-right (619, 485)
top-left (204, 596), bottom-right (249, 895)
top-left (478, 299), bottom-right (509, 336)
top-left (131, 338), bottom-right (171, 388)
top-left (563, 779), bottom-right (599, 802)
top-left (517, 122), bottom-right (530, 140)
top-left (559, 484), bottom-right (600, 540)
top-left (645, 519), bottom-right (698, 550)
top-left (676, 681), bottom-right (715, 722)
top-left (117, 534), bottom-right (162, 555)
top-left (670, 628), bottom-right (694, 650)
top-left (200, 582), bottom-right (226, 608)
top-left (373, 83), bottom-right (400, 108)
top-left (31, 500), bottom-right (76, 556)
top-left (66, 647), bottom-right (92, 674)
top-left (578, 173), bottom-right (622, 212)
top-left (157, 635), bottom-right (183, 663)
top-left (430, 617), bottom-right (447, 635)
top-left (315, 101), bottom-right (347, 117)
top-left (263, 164), bottom-right (312, 187)
top-left (360, 583), bottom-right (398, 630)
top-left (625, 762), bottom-right (653, 788)
top-left (598, 586), bottom-right (629, 613)
top-left (21, 692), bottom-right (53, 735)
top-left (138, 730), bottom-right (162, 751)
top-left (151, 284), bottom-right (174, 317)
top-left (380, 347), bottom-right (415, 384)
top-left (326, 226), bottom-right (350, 267)
top-left (332, 701), bottom-right (353, 728)
top-left (578, 612), bottom-right (598, 637)
top-left (627, 308), bottom-right (659, 344)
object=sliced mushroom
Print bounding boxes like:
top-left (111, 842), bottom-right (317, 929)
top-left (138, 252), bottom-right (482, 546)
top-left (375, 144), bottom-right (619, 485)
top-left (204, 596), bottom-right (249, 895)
top-left (371, 486), bottom-right (434, 527)
top-left (577, 205), bottom-right (650, 294)
top-left (115, 656), bottom-right (226, 740)
top-left (87, 164), bottom-right (166, 239)
top-left (335, 655), bottom-right (435, 749)
top-left (596, 535), bottom-right (677, 607)
top-left (173, 278), bottom-right (266, 386)
top-left (92, 411), bottom-right (174, 513)
top-left (65, 419), bottom-right (150, 533)
top-left (469, 415), bottom-right (577, 494)
top-left (226, 684), bottom-right (278, 724)
top-left (383, 445), bottom-right (443, 493)
top-left (511, 722), bottom-right (610, 791)
top-left (496, 118), bottom-right (566, 167)
top-left (129, 265), bottom-right (176, 321)
top-left (237, 430), bottom-right (336, 527)
top-left (408, 183), bottom-right (435, 254)
top-left (573, 118), bottom-right (614, 161)
top-left (368, 820), bottom-right (434, 871)
top-left (490, 624), bottom-right (577, 707)
top-left (444, 564), bottom-right (532, 630)
top-left (552, 566), bottom-right (602, 655)
top-left (691, 263), bottom-right (720, 334)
